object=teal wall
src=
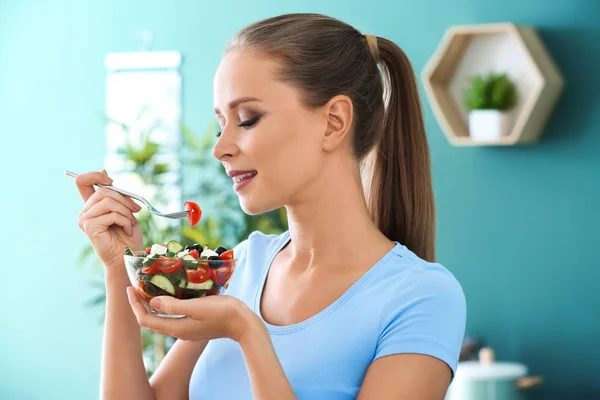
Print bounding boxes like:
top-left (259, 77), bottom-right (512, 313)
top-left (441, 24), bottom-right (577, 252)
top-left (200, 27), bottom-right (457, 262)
top-left (1, 1), bottom-right (598, 399)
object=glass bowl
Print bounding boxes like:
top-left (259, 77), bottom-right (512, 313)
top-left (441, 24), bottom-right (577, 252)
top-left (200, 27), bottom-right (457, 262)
top-left (124, 251), bottom-right (237, 318)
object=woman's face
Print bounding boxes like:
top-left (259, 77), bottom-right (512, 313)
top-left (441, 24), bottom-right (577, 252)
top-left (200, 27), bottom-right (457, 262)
top-left (212, 49), bottom-right (328, 215)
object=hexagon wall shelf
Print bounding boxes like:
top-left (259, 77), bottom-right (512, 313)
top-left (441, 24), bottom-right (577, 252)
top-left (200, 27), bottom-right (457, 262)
top-left (421, 23), bottom-right (565, 146)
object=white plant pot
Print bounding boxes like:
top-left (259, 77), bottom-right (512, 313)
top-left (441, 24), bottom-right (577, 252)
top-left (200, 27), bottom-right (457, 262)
top-left (468, 110), bottom-right (511, 141)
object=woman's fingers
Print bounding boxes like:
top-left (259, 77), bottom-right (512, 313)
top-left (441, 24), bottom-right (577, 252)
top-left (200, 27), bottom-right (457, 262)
top-left (80, 211), bottom-right (134, 237)
top-left (126, 287), bottom-right (189, 338)
top-left (75, 171), bottom-right (140, 213)
top-left (79, 187), bottom-right (141, 218)
top-left (75, 170), bottom-right (112, 202)
top-left (79, 196), bottom-right (138, 228)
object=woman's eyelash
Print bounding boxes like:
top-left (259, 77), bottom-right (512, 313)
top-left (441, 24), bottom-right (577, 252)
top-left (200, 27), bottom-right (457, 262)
top-left (216, 114), bottom-right (263, 137)
top-left (238, 115), bottom-right (262, 128)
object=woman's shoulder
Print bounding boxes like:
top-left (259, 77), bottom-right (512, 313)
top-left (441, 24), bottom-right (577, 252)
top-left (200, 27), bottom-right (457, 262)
top-left (378, 244), bottom-right (465, 300)
top-left (232, 229), bottom-right (290, 263)
top-left (368, 244), bottom-right (467, 375)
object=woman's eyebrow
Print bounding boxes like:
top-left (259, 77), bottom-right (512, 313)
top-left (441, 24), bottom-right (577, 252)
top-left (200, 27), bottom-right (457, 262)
top-left (214, 97), bottom-right (263, 115)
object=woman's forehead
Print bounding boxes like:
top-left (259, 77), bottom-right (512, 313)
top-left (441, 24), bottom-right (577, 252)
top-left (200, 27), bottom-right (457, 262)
top-left (213, 50), bottom-right (290, 110)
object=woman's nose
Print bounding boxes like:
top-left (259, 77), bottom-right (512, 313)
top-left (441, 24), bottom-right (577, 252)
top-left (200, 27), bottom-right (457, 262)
top-left (212, 129), bottom-right (240, 161)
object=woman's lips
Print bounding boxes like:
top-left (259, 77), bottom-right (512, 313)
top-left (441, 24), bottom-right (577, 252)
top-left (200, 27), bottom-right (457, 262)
top-left (230, 170), bottom-right (257, 191)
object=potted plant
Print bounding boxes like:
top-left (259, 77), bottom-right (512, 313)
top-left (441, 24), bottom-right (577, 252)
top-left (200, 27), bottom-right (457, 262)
top-left (463, 72), bottom-right (518, 141)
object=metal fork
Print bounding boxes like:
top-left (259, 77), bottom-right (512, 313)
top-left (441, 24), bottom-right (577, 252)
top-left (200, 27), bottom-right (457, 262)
top-left (65, 170), bottom-right (190, 220)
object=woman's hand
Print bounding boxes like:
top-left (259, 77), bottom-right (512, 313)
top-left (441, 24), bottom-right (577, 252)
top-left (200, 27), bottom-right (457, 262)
top-left (75, 170), bottom-right (144, 271)
top-left (126, 288), bottom-right (261, 343)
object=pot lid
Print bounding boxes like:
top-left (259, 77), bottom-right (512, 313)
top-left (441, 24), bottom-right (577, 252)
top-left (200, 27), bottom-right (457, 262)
top-left (455, 361), bottom-right (528, 380)
top-left (455, 347), bottom-right (528, 380)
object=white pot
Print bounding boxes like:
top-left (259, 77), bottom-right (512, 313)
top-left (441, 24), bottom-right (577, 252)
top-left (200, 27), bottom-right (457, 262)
top-left (445, 348), bottom-right (542, 400)
top-left (468, 110), bottom-right (511, 141)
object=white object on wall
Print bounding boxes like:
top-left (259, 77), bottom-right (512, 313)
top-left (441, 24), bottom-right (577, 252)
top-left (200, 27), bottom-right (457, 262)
top-left (468, 110), bottom-right (512, 142)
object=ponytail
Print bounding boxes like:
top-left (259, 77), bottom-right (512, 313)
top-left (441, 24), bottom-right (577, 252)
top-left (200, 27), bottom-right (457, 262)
top-left (369, 37), bottom-right (436, 262)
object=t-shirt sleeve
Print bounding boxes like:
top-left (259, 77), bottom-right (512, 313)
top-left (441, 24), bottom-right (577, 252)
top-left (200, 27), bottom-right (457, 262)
top-left (374, 267), bottom-right (467, 376)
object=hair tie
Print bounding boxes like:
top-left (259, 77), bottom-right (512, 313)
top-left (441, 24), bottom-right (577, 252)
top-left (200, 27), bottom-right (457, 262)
top-left (363, 34), bottom-right (380, 64)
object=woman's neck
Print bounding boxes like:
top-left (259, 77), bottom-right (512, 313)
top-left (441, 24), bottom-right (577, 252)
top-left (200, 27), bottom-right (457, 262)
top-left (283, 162), bottom-right (394, 271)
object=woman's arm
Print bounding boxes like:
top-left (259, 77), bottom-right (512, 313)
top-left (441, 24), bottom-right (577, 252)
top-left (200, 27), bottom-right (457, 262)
top-left (149, 338), bottom-right (208, 400)
top-left (357, 354), bottom-right (452, 400)
top-left (238, 315), bottom-right (297, 400)
top-left (101, 268), bottom-right (155, 400)
top-left (103, 270), bottom-right (206, 400)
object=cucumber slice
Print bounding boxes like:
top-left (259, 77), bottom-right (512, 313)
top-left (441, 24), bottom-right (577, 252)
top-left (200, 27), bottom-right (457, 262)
top-left (183, 260), bottom-right (199, 269)
top-left (186, 279), bottom-right (214, 290)
top-left (166, 240), bottom-right (184, 254)
top-left (149, 275), bottom-right (176, 295)
top-left (124, 246), bottom-right (135, 256)
top-left (167, 268), bottom-right (186, 286)
top-left (182, 254), bottom-right (199, 269)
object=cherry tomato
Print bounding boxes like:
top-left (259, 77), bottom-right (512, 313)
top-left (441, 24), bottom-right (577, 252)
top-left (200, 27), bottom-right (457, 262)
top-left (156, 257), bottom-right (182, 274)
top-left (219, 249), bottom-right (234, 260)
top-left (145, 247), bottom-right (151, 254)
top-left (188, 249), bottom-right (200, 259)
top-left (212, 266), bottom-right (233, 285)
top-left (184, 201), bottom-right (202, 227)
top-left (186, 266), bottom-right (211, 283)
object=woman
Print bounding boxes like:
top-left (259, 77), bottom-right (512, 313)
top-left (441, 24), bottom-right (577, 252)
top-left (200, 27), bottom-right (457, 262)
top-left (74, 13), bottom-right (466, 400)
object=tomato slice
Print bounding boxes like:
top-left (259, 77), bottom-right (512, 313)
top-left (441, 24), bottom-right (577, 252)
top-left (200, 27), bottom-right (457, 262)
top-left (156, 257), bottom-right (182, 274)
top-left (184, 201), bottom-right (202, 227)
top-left (212, 266), bottom-right (233, 285)
top-left (142, 262), bottom-right (160, 275)
top-left (188, 249), bottom-right (200, 259)
top-left (219, 249), bottom-right (234, 260)
top-left (186, 266), bottom-right (211, 283)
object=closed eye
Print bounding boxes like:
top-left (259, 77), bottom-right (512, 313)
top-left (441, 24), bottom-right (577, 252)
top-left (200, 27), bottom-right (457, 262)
top-left (216, 114), bottom-right (263, 137)
top-left (239, 114), bottom-right (262, 129)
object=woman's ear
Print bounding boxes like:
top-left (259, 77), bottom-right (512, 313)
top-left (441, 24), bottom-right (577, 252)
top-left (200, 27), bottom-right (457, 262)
top-left (321, 95), bottom-right (353, 152)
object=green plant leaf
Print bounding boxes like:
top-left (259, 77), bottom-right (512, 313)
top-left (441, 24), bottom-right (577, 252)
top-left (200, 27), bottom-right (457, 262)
top-left (181, 124), bottom-right (205, 151)
top-left (153, 163), bottom-right (170, 175)
top-left (84, 292), bottom-right (106, 308)
top-left (180, 226), bottom-right (209, 246)
top-left (463, 71), bottom-right (517, 111)
top-left (78, 245), bottom-right (96, 266)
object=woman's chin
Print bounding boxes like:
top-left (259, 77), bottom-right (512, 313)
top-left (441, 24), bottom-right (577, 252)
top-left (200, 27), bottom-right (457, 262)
top-left (238, 197), bottom-right (279, 216)
top-left (238, 198), bottom-right (263, 216)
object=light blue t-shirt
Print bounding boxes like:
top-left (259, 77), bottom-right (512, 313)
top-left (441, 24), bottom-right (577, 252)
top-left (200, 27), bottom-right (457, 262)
top-left (190, 230), bottom-right (466, 400)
